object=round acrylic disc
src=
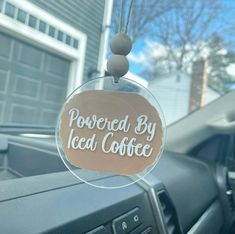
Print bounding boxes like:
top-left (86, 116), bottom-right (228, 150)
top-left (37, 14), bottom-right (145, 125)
top-left (56, 76), bottom-right (165, 189)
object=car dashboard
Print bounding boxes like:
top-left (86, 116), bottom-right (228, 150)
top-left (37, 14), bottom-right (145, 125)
top-left (0, 134), bottom-right (232, 234)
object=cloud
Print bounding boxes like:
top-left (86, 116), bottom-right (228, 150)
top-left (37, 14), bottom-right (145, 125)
top-left (227, 64), bottom-right (235, 77)
top-left (145, 40), bottom-right (168, 58)
top-left (128, 40), bottom-right (167, 62)
top-left (127, 51), bottom-right (147, 64)
top-left (127, 38), bottom-right (229, 76)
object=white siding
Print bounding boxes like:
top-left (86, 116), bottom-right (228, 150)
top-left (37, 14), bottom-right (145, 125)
top-left (149, 73), bottom-right (220, 125)
top-left (149, 74), bottom-right (191, 125)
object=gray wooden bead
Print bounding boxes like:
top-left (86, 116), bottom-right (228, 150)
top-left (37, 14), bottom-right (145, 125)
top-left (107, 55), bottom-right (129, 78)
top-left (110, 33), bottom-right (132, 56)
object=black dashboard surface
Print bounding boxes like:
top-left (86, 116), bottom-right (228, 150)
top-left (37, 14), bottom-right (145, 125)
top-left (0, 136), bottom-right (226, 233)
top-left (153, 152), bottom-right (222, 233)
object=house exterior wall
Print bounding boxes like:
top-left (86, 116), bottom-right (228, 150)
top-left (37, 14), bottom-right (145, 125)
top-left (150, 74), bottom-right (191, 125)
top-left (0, 0), bottom-right (107, 125)
top-left (29, 0), bottom-right (106, 83)
top-left (149, 73), bottom-right (220, 125)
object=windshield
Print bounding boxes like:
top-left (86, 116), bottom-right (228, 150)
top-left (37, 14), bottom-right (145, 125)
top-left (0, 0), bottom-right (235, 129)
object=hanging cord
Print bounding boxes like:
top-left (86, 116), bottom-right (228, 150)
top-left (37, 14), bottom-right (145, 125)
top-left (118, 0), bottom-right (124, 32)
top-left (108, 0), bottom-right (134, 83)
top-left (118, 0), bottom-right (134, 33)
top-left (124, 0), bottom-right (134, 34)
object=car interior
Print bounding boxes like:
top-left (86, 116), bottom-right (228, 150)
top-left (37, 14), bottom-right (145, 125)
top-left (0, 91), bottom-right (235, 234)
top-left (1, 0), bottom-right (235, 234)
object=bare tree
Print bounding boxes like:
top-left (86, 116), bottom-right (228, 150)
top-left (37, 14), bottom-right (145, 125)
top-left (111, 0), bottom-right (175, 42)
top-left (148, 0), bottom-right (224, 79)
top-left (111, 0), bottom-right (234, 89)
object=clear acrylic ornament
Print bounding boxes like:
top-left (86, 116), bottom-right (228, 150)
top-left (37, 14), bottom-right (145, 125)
top-left (56, 76), bottom-right (166, 189)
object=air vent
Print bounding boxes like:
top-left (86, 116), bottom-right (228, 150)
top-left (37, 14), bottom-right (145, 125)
top-left (158, 190), bottom-right (181, 234)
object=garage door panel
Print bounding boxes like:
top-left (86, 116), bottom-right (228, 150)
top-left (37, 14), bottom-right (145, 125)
top-left (38, 98), bottom-right (62, 109)
top-left (42, 83), bottom-right (65, 104)
top-left (6, 94), bottom-right (39, 108)
top-left (41, 73), bottom-right (68, 87)
top-left (0, 0), bottom-right (3, 11)
top-left (13, 75), bottom-right (40, 100)
top-left (15, 41), bottom-right (43, 70)
top-left (0, 101), bottom-right (5, 121)
top-left (0, 59), bottom-right (11, 70)
top-left (0, 69), bottom-right (9, 94)
top-left (14, 63), bottom-right (45, 80)
top-left (10, 103), bottom-right (37, 124)
top-left (14, 64), bottom-right (68, 87)
top-left (45, 54), bottom-right (69, 78)
top-left (41, 109), bottom-right (59, 126)
top-left (0, 33), bottom-right (13, 60)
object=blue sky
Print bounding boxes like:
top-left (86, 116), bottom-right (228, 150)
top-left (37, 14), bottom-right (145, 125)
top-left (128, 39), bottom-right (145, 74)
top-left (124, 0), bottom-right (235, 76)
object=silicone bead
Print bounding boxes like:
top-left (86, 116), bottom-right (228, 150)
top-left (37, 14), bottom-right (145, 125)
top-left (107, 55), bottom-right (129, 78)
top-left (110, 33), bottom-right (132, 56)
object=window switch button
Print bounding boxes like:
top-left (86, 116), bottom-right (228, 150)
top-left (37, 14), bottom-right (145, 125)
top-left (128, 208), bottom-right (142, 230)
top-left (112, 208), bottom-right (143, 234)
top-left (112, 215), bottom-right (132, 234)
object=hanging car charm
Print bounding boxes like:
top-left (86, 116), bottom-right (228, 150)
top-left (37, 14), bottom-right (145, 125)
top-left (56, 1), bottom-right (165, 188)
